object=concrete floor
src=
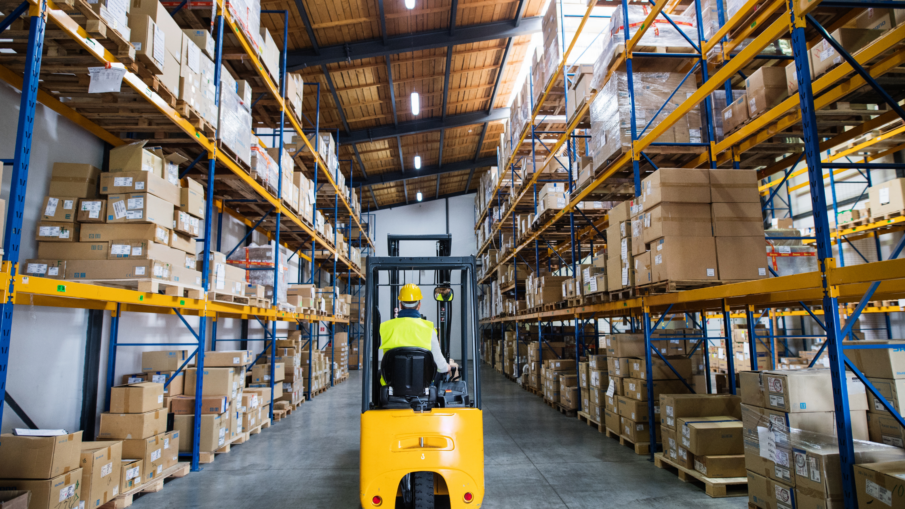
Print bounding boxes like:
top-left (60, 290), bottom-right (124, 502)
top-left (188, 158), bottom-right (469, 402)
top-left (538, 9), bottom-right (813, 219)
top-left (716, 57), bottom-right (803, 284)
top-left (135, 365), bottom-right (749, 508)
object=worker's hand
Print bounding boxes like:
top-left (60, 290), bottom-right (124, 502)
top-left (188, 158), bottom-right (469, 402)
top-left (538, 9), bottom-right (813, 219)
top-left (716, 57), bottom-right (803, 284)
top-left (449, 359), bottom-right (459, 369)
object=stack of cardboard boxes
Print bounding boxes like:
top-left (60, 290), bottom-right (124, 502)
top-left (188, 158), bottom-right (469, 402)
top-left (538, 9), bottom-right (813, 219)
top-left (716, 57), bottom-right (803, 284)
top-left (27, 146), bottom-right (206, 290)
top-left (99, 381), bottom-right (179, 486)
top-left (0, 431), bottom-right (85, 509)
top-left (329, 333), bottom-right (350, 380)
top-left (267, 332), bottom-right (306, 405)
top-left (849, 340), bottom-right (905, 448)
top-left (583, 354), bottom-right (609, 424)
top-left (543, 359), bottom-right (575, 404)
top-left (607, 201), bottom-right (636, 291)
top-left (659, 394), bottom-right (744, 478)
top-left (503, 331), bottom-right (528, 377)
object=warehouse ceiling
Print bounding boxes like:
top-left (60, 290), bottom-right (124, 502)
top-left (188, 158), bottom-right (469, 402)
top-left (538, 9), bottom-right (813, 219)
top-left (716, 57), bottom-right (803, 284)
top-left (259, 0), bottom-right (547, 210)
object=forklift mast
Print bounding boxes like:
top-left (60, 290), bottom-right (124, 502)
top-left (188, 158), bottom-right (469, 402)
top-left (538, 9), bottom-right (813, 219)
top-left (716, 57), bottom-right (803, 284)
top-left (387, 235), bottom-right (453, 357)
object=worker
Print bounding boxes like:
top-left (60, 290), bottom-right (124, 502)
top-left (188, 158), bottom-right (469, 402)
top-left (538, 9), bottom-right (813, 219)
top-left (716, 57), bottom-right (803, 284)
top-left (378, 283), bottom-right (457, 382)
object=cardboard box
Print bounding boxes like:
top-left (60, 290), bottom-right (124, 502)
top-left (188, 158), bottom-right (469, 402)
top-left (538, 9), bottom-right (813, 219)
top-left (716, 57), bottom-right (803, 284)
top-left (205, 350), bottom-right (253, 367)
top-left (868, 412), bottom-right (905, 447)
top-left (607, 335), bottom-right (645, 358)
top-left (617, 396), bottom-right (658, 422)
top-left (620, 416), bottom-right (658, 443)
top-left (41, 196), bottom-right (77, 222)
top-left (642, 203), bottom-right (713, 244)
top-left (106, 240), bottom-right (183, 266)
top-left (640, 168), bottom-right (711, 210)
top-left (119, 459), bottom-right (141, 493)
top-left (716, 236), bottom-right (769, 280)
top-left (109, 141), bottom-right (164, 177)
top-left (77, 199), bottom-right (107, 223)
top-left (676, 416), bottom-right (743, 456)
top-left (0, 431), bottom-right (82, 479)
top-left (721, 95), bottom-right (749, 134)
top-left (740, 370), bottom-right (765, 407)
top-left (785, 53), bottom-right (814, 96)
top-left (623, 378), bottom-right (691, 401)
top-left (693, 455), bottom-right (745, 478)
top-left (676, 446), bottom-right (695, 469)
top-left (811, 28), bottom-right (881, 77)
top-left (870, 179), bottom-right (905, 219)
top-left (179, 178), bottom-right (205, 219)
top-left (173, 413), bottom-right (229, 453)
top-left (712, 202), bottom-right (764, 237)
top-left (174, 210), bottom-right (200, 237)
top-left (142, 350), bottom-right (192, 372)
top-left (796, 439), bottom-right (905, 502)
top-left (106, 193), bottom-right (175, 229)
top-left (745, 66), bottom-right (788, 118)
top-left (629, 357), bottom-right (693, 380)
top-left (130, 15), bottom-right (165, 74)
top-left (98, 410), bottom-right (167, 440)
top-left (118, 434), bottom-right (165, 484)
top-left (251, 363), bottom-right (285, 383)
top-left (50, 163), bottom-right (101, 198)
top-left (608, 357), bottom-right (632, 378)
top-left (100, 171), bottom-right (181, 206)
top-left (162, 431), bottom-right (180, 469)
top-left (169, 395), bottom-right (229, 415)
top-left (763, 370), bottom-right (868, 413)
top-left (79, 441), bottom-right (122, 508)
top-left (709, 169), bottom-right (760, 203)
top-left (80, 223), bottom-right (170, 245)
top-left (650, 236), bottom-right (719, 282)
top-left (36, 221), bottom-right (78, 242)
top-left (0, 469), bottom-right (82, 509)
top-left (109, 383), bottom-right (164, 413)
top-left (604, 407), bottom-right (621, 432)
top-left (854, 461), bottom-right (905, 508)
top-left (660, 393), bottom-right (742, 429)
top-left (185, 368), bottom-right (236, 398)
top-left (23, 259), bottom-right (67, 278)
top-left (634, 250), bottom-right (653, 286)
top-left (66, 259), bottom-right (171, 281)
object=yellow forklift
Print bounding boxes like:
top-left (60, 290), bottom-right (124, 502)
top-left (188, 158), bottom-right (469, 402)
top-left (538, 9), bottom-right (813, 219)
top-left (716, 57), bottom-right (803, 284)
top-left (359, 255), bottom-right (484, 509)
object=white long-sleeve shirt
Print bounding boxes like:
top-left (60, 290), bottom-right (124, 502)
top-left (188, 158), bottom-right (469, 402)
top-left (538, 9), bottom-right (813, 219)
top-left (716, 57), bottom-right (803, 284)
top-left (378, 329), bottom-right (450, 373)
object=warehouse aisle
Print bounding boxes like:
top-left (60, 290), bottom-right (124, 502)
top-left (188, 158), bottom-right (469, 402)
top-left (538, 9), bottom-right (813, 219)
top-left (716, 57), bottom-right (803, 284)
top-left (134, 366), bottom-right (748, 508)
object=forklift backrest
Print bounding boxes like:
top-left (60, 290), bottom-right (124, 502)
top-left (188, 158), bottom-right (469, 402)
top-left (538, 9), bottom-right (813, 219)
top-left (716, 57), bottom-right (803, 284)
top-left (380, 347), bottom-right (437, 397)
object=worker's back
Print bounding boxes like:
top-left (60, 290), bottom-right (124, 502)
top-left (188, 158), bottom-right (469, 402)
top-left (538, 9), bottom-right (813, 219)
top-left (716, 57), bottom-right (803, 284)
top-left (379, 316), bottom-right (433, 353)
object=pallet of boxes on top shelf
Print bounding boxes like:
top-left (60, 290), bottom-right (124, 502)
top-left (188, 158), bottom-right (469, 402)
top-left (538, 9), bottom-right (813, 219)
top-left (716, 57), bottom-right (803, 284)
top-left (26, 144), bottom-right (206, 299)
top-left (226, 243), bottom-right (292, 308)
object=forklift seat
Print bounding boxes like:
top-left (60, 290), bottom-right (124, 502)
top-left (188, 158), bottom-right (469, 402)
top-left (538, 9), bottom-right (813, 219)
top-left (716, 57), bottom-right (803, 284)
top-left (379, 347), bottom-right (438, 410)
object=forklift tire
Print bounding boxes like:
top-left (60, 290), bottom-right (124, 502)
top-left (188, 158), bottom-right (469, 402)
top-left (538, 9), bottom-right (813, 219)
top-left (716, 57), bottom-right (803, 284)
top-left (412, 472), bottom-right (434, 509)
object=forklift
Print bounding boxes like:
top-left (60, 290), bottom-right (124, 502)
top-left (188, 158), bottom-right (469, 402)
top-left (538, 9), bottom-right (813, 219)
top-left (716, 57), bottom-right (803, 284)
top-left (359, 254), bottom-right (484, 509)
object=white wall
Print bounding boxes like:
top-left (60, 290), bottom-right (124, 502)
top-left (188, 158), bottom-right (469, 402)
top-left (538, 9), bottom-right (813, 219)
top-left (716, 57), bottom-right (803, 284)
top-left (0, 81), bottom-right (301, 434)
top-left (371, 194), bottom-right (478, 361)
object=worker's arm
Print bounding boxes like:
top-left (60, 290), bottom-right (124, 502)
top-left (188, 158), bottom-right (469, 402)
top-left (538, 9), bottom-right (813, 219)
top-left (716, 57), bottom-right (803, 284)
top-left (431, 331), bottom-right (450, 373)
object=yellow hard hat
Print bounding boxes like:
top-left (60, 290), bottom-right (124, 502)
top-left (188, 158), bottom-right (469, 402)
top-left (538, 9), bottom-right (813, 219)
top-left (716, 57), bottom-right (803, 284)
top-left (398, 283), bottom-right (423, 302)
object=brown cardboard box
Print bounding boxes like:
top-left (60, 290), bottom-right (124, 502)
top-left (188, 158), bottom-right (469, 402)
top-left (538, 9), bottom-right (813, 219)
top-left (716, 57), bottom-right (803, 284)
top-left (50, 163), bottom-right (101, 198)
top-left (23, 259), bottom-right (67, 278)
top-left (39, 242), bottom-right (108, 261)
top-left (142, 350), bottom-right (191, 372)
top-left (205, 350), bottom-right (253, 367)
top-left (98, 410), bottom-right (167, 440)
top-left (173, 413), bottom-right (229, 453)
top-left (108, 141), bottom-right (164, 177)
top-left (604, 407), bottom-right (621, 432)
top-left (608, 357), bottom-right (632, 378)
top-left (180, 178), bottom-right (205, 219)
top-left (607, 335), bottom-right (645, 358)
top-left (721, 95), bottom-right (749, 134)
top-left (740, 371), bottom-right (765, 407)
top-left (811, 28), bottom-right (882, 77)
top-left (745, 66), bottom-right (788, 118)
top-left (676, 446), bottom-right (695, 469)
top-left (173, 211), bottom-right (201, 237)
top-left (716, 237), bottom-right (769, 280)
top-left (185, 368), bottom-right (235, 398)
top-left (629, 357), bottom-right (693, 380)
top-left (118, 435), bottom-right (165, 484)
top-left (796, 439), bottom-right (905, 502)
top-left (712, 202), bottom-right (764, 237)
top-left (109, 383), bottom-right (164, 413)
top-left (0, 431), bottom-right (82, 479)
top-left (36, 221), bottom-right (78, 242)
top-left (66, 259), bottom-right (171, 281)
top-left (748, 470), bottom-right (794, 509)
top-left (162, 431), bottom-right (180, 469)
top-left (660, 393), bottom-right (742, 429)
top-left (79, 441), bottom-right (121, 508)
top-left (785, 56), bottom-right (815, 97)
top-left (868, 412), bottom-right (905, 447)
top-left (693, 455), bottom-right (745, 478)
top-left (764, 369), bottom-right (868, 412)
top-left (170, 231), bottom-right (196, 255)
top-left (251, 363), bottom-right (285, 383)
top-left (639, 168), bottom-right (711, 210)
top-left (106, 240), bottom-right (184, 267)
top-left (845, 7), bottom-right (900, 30)
top-left (106, 193), bottom-right (175, 229)
top-left (623, 378), bottom-right (691, 401)
top-left (643, 203), bottom-right (713, 244)
top-left (80, 223), bottom-right (170, 245)
top-left (100, 172), bottom-right (180, 206)
top-left (867, 377), bottom-right (905, 415)
top-left (870, 179), bottom-right (905, 219)
top-left (620, 416), bottom-right (658, 443)
top-left (634, 250), bottom-right (653, 286)
top-left (130, 15), bottom-right (165, 74)
top-left (676, 417), bottom-right (743, 456)
top-left (77, 198), bottom-right (107, 223)
top-left (650, 236), bottom-right (719, 282)
top-left (709, 169), bottom-right (761, 203)
top-left (169, 395), bottom-right (229, 415)
top-left (0, 469), bottom-right (82, 509)
top-left (617, 396), bottom-right (658, 422)
top-left (663, 426), bottom-right (677, 455)
top-left (854, 461), bottom-right (905, 508)
top-left (41, 196), bottom-right (78, 222)
top-left (119, 460), bottom-right (141, 493)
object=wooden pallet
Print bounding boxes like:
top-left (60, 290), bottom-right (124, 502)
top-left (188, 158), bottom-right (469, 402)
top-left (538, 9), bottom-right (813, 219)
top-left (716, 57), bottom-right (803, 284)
top-left (544, 399), bottom-right (578, 417)
top-left (249, 297), bottom-right (271, 308)
top-left (577, 411), bottom-right (606, 433)
top-left (65, 278), bottom-right (204, 299)
top-left (838, 216), bottom-right (871, 229)
top-left (580, 292), bottom-right (609, 305)
top-left (609, 287), bottom-right (637, 302)
top-left (654, 453), bottom-right (748, 498)
top-left (272, 408), bottom-right (288, 421)
top-left (100, 462), bottom-right (190, 508)
top-left (210, 291), bottom-right (251, 305)
top-left (217, 140), bottom-right (252, 172)
top-left (62, 0), bottom-right (136, 65)
top-left (637, 279), bottom-right (737, 295)
top-left (175, 100), bottom-right (216, 138)
top-left (199, 431), bottom-right (248, 464)
top-left (870, 209), bottom-right (905, 223)
top-left (603, 427), bottom-right (650, 455)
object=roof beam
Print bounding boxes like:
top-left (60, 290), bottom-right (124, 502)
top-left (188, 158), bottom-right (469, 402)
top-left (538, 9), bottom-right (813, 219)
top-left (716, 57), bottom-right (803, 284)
top-left (377, 0), bottom-right (388, 45)
top-left (337, 109), bottom-right (509, 145)
top-left (449, 0), bottom-right (458, 35)
top-left (396, 136), bottom-right (405, 173)
top-left (287, 16), bottom-right (542, 70)
top-left (441, 47), bottom-right (453, 120)
top-left (403, 181), bottom-right (409, 204)
top-left (352, 157), bottom-right (497, 187)
top-left (293, 0), bottom-right (319, 54)
top-left (380, 189), bottom-right (475, 209)
top-left (386, 57), bottom-right (398, 127)
top-left (321, 65), bottom-right (351, 134)
top-left (487, 37), bottom-right (513, 112)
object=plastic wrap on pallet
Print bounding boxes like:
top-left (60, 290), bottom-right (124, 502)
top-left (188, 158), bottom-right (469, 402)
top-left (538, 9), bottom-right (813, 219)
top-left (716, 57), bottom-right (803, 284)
top-left (541, 0), bottom-right (607, 83)
top-left (218, 88), bottom-right (252, 167)
top-left (228, 243), bottom-right (289, 304)
top-left (767, 245), bottom-right (818, 276)
top-left (589, 71), bottom-right (701, 170)
top-left (709, 89), bottom-right (746, 142)
top-left (679, 0), bottom-right (727, 41)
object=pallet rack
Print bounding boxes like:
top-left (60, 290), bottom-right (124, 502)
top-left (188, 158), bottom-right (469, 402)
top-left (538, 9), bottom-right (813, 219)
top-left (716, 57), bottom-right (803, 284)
top-left (0, 0), bottom-right (370, 474)
top-left (475, 0), bottom-right (905, 506)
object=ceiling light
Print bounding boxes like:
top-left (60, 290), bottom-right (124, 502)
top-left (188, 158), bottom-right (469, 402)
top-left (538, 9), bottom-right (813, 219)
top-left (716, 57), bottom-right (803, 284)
top-left (416, 191), bottom-right (423, 202)
top-left (411, 92), bottom-right (420, 115)
top-left (405, 0), bottom-right (415, 8)
top-left (414, 156), bottom-right (421, 169)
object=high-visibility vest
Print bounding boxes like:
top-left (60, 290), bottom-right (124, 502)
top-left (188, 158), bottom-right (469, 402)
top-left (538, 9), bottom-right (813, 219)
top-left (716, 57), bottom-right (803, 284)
top-left (379, 317), bottom-right (433, 386)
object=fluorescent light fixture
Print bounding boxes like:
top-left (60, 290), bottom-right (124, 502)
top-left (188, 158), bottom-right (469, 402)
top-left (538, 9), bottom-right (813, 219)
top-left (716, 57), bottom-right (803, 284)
top-left (405, 0), bottom-right (415, 8)
top-left (416, 191), bottom-right (423, 202)
top-left (414, 156), bottom-right (421, 169)
top-left (411, 92), bottom-right (420, 115)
